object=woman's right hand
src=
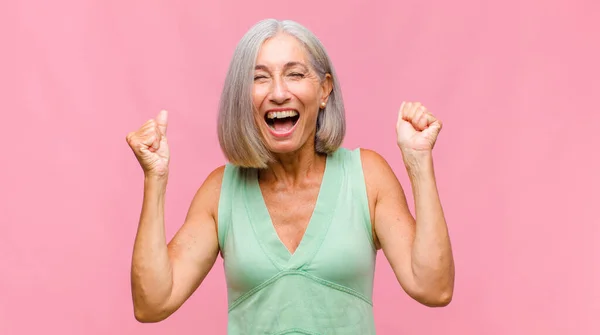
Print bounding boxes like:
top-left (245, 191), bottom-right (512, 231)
top-left (126, 110), bottom-right (170, 178)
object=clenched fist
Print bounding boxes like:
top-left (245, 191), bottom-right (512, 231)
top-left (396, 101), bottom-right (442, 153)
top-left (126, 110), bottom-right (170, 178)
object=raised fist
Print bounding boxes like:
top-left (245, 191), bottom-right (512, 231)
top-left (126, 110), bottom-right (170, 178)
top-left (396, 101), bottom-right (442, 153)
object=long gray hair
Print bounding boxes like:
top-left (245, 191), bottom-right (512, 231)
top-left (217, 19), bottom-right (346, 168)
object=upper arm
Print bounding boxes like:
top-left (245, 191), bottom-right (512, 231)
top-left (360, 149), bottom-right (418, 294)
top-left (163, 165), bottom-right (225, 312)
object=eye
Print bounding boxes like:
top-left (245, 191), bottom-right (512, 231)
top-left (254, 75), bottom-right (267, 81)
top-left (289, 72), bottom-right (305, 78)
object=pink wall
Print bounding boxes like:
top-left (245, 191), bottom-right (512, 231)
top-left (2, 0), bottom-right (599, 334)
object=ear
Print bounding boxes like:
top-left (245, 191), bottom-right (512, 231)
top-left (320, 73), bottom-right (333, 103)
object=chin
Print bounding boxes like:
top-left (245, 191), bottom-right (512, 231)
top-left (266, 141), bottom-right (303, 154)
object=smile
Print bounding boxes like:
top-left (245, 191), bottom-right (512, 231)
top-left (264, 110), bottom-right (300, 137)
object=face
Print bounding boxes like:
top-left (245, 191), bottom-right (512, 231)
top-left (252, 33), bottom-right (332, 155)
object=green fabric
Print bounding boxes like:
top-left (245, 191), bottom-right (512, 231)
top-left (218, 148), bottom-right (377, 334)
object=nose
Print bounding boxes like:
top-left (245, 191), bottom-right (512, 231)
top-left (268, 76), bottom-right (291, 105)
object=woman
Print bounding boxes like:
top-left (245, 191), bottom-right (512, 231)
top-left (126, 19), bottom-right (454, 334)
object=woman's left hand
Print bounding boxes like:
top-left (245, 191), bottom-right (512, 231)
top-left (396, 101), bottom-right (443, 158)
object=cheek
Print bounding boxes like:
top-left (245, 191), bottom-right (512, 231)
top-left (252, 85), bottom-right (269, 108)
top-left (290, 84), bottom-right (320, 107)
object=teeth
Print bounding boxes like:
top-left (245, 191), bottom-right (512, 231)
top-left (266, 110), bottom-right (298, 119)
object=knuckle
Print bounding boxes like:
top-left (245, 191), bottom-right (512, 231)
top-left (143, 128), bottom-right (155, 136)
top-left (127, 132), bottom-right (139, 143)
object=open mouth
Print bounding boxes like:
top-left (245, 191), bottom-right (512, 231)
top-left (264, 110), bottom-right (300, 133)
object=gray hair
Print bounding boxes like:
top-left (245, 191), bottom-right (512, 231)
top-left (217, 19), bottom-right (346, 168)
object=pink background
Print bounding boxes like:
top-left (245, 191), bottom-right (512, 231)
top-left (2, 0), bottom-right (599, 334)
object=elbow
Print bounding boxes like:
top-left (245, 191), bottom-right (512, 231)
top-left (423, 289), bottom-right (453, 307)
top-left (131, 288), bottom-right (174, 323)
top-left (134, 310), bottom-right (162, 323)
top-left (409, 266), bottom-right (455, 307)
top-left (409, 285), bottom-right (454, 308)
top-left (133, 305), bottom-right (170, 323)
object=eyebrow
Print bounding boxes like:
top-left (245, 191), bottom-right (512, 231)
top-left (255, 61), bottom-right (309, 71)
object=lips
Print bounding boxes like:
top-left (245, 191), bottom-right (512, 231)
top-left (264, 109), bottom-right (300, 136)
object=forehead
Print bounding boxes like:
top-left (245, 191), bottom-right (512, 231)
top-left (255, 33), bottom-right (309, 67)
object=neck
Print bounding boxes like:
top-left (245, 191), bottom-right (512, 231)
top-left (260, 145), bottom-right (326, 188)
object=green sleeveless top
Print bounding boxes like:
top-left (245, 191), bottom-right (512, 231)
top-left (218, 148), bottom-right (377, 334)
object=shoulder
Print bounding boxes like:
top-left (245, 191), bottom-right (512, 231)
top-left (357, 148), bottom-right (397, 180)
top-left (190, 165), bottom-right (227, 219)
top-left (356, 148), bottom-right (403, 196)
top-left (357, 148), bottom-right (389, 169)
top-left (202, 165), bottom-right (227, 191)
top-left (333, 147), bottom-right (397, 185)
top-left (333, 147), bottom-right (390, 169)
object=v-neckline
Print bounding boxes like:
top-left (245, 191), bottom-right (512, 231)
top-left (244, 152), bottom-right (342, 270)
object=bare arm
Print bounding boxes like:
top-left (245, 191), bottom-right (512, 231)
top-left (131, 166), bottom-right (224, 322)
top-left (362, 149), bottom-right (454, 307)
